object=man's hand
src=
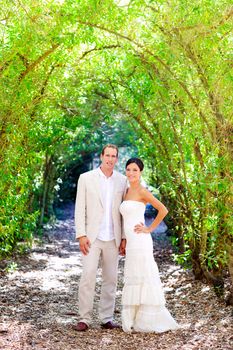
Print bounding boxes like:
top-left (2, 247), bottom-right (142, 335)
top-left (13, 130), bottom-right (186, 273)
top-left (119, 239), bottom-right (126, 256)
top-left (78, 236), bottom-right (91, 255)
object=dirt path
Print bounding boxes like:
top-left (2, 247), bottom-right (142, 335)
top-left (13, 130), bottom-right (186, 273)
top-left (0, 203), bottom-right (232, 350)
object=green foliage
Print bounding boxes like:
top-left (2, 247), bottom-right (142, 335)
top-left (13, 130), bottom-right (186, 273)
top-left (0, 0), bottom-right (232, 289)
top-left (5, 262), bottom-right (18, 273)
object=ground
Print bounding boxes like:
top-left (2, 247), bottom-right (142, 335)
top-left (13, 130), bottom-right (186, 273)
top-left (0, 203), bottom-right (232, 350)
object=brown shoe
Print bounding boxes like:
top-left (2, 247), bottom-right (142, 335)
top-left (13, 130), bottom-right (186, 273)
top-left (101, 321), bottom-right (120, 329)
top-left (72, 322), bottom-right (89, 331)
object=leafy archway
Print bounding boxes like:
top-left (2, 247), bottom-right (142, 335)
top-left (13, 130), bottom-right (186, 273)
top-left (0, 0), bottom-right (232, 300)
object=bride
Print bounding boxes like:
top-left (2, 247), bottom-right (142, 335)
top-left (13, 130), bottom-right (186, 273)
top-left (120, 157), bottom-right (179, 333)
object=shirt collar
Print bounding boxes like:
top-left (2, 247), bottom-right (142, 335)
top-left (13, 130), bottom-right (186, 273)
top-left (98, 167), bottom-right (115, 179)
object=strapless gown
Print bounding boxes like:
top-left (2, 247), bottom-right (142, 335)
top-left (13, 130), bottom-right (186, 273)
top-left (120, 200), bottom-right (179, 333)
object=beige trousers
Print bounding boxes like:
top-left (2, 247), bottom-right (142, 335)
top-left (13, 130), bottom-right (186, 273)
top-left (78, 239), bottom-right (119, 325)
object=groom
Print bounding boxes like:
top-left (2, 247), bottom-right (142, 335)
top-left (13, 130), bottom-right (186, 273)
top-left (73, 144), bottom-right (127, 331)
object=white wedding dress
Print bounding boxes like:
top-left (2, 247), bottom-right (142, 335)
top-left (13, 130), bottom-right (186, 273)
top-left (120, 200), bottom-right (179, 333)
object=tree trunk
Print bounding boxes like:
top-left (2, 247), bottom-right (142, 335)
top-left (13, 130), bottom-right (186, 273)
top-left (39, 154), bottom-right (53, 226)
top-left (226, 245), bottom-right (233, 306)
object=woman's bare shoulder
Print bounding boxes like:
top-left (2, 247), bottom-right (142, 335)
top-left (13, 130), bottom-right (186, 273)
top-left (139, 186), bottom-right (153, 201)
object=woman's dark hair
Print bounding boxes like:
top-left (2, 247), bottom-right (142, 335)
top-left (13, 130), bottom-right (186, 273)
top-left (125, 157), bottom-right (144, 171)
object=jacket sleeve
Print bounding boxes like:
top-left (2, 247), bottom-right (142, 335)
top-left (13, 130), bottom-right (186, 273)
top-left (121, 178), bottom-right (128, 239)
top-left (74, 174), bottom-right (86, 239)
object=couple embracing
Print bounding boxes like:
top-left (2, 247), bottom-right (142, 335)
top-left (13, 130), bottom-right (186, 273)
top-left (73, 144), bottom-right (178, 333)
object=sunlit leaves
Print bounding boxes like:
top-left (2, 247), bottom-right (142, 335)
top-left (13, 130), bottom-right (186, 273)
top-left (0, 0), bottom-right (232, 287)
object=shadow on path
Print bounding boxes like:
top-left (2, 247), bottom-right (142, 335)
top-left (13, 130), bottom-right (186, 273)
top-left (0, 202), bottom-right (232, 350)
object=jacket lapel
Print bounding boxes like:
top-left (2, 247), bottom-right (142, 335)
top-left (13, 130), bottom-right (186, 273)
top-left (112, 173), bottom-right (122, 209)
top-left (92, 169), bottom-right (104, 207)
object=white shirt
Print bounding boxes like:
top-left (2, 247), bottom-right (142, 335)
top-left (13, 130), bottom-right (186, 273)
top-left (97, 167), bottom-right (115, 241)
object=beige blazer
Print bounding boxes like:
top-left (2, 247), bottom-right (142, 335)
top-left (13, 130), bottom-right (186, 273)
top-left (75, 168), bottom-right (127, 247)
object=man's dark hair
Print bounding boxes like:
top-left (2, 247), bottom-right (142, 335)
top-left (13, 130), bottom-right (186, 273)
top-left (101, 144), bottom-right (119, 157)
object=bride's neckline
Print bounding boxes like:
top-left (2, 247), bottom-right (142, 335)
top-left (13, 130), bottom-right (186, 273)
top-left (123, 200), bottom-right (145, 205)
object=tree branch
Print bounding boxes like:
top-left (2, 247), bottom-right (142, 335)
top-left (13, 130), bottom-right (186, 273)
top-left (18, 44), bottom-right (59, 82)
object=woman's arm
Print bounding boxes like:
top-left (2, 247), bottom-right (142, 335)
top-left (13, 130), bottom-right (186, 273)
top-left (134, 189), bottom-right (168, 234)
